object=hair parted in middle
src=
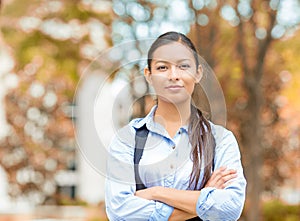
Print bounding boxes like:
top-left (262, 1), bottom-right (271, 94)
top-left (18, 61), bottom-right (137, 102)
top-left (147, 31), bottom-right (215, 190)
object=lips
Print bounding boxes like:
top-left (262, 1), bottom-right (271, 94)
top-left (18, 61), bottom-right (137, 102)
top-left (165, 85), bottom-right (184, 92)
top-left (165, 85), bottom-right (183, 89)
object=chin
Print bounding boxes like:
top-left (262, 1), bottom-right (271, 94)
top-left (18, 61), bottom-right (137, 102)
top-left (160, 96), bottom-right (191, 106)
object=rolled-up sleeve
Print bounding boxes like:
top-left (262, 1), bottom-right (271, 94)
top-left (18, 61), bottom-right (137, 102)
top-left (105, 126), bottom-right (173, 220)
top-left (196, 127), bottom-right (247, 221)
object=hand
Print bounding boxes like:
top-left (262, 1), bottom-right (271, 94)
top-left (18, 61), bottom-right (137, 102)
top-left (205, 166), bottom-right (237, 189)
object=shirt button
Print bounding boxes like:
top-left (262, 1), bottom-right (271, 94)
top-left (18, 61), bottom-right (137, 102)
top-left (172, 146), bottom-right (175, 149)
top-left (178, 131), bottom-right (181, 134)
top-left (170, 164), bottom-right (174, 169)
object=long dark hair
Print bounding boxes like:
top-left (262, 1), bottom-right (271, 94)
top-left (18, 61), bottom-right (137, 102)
top-left (147, 31), bottom-right (215, 190)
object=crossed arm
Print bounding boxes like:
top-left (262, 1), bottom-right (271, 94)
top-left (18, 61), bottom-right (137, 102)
top-left (135, 166), bottom-right (237, 220)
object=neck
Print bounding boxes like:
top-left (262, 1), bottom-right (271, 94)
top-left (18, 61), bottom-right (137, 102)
top-left (154, 99), bottom-right (191, 126)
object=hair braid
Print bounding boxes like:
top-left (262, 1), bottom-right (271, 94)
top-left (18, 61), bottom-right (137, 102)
top-left (189, 104), bottom-right (215, 190)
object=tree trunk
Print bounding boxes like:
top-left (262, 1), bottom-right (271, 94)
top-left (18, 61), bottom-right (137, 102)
top-left (241, 76), bottom-right (263, 221)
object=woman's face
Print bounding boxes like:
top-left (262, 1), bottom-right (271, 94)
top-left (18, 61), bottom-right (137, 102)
top-left (145, 42), bottom-right (202, 105)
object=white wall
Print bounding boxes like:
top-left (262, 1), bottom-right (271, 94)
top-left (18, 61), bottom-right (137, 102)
top-left (0, 166), bottom-right (10, 211)
top-left (76, 72), bottom-right (114, 203)
top-left (0, 40), bottom-right (15, 211)
top-left (75, 71), bottom-right (132, 204)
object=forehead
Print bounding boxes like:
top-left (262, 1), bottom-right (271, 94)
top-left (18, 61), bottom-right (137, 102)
top-left (151, 42), bottom-right (195, 62)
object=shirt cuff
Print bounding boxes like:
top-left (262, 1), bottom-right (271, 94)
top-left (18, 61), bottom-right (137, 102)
top-left (149, 201), bottom-right (174, 221)
top-left (196, 187), bottom-right (216, 218)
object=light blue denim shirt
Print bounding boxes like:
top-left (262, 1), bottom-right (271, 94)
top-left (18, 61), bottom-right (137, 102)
top-left (105, 106), bottom-right (246, 221)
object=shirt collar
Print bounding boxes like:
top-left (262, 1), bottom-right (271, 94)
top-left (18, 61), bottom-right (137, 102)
top-left (132, 105), bottom-right (163, 134)
top-left (132, 105), bottom-right (188, 136)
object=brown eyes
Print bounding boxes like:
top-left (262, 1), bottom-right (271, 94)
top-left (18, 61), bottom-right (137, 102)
top-left (157, 65), bottom-right (168, 71)
top-left (179, 64), bottom-right (190, 70)
top-left (156, 64), bottom-right (191, 71)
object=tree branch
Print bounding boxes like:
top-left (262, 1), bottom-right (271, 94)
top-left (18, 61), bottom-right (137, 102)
top-left (234, 10), bottom-right (254, 93)
top-left (255, 9), bottom-right (277, 82)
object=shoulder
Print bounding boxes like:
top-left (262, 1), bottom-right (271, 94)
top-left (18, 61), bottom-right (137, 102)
top-left (109, 104), bottom-right (155, 149)
top-left (209, 121), bottom-right (237, 147)
top-left (111, 118), bottom-right (144, 147)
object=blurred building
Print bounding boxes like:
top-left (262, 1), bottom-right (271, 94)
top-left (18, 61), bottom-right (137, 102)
top-left (75, 70), bottom-right (131, 204)
top-left (0, 35), bottom-right (17, 211)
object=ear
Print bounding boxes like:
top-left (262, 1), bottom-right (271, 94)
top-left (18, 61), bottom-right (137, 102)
top-left (144, 66), bottom-right (152, 84)
top-left (195, 64), bottom-right (203, 83)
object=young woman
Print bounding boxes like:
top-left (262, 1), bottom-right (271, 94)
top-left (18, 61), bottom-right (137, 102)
top-left (105, 32), bottom-right (246, 220)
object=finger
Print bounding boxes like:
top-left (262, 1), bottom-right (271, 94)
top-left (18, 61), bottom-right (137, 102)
top-left (206, 168), bottom-right (227, 187)
top-left (217, 166), bottom-right (227, 172)
top-left (210, 166), bottom-right (227, 180)
top-left (206, 169), bottom-right (237, 188)
top-left (226, 169), bottom-right (237, 175)
top-left (216, 170), bottom-right (237, 183)
top-left (213, 170), bottom-right (233, 182)
top-left (215, 173), bottom-right (238, 188)
top-left (218, 169), bottom-right (237, 180)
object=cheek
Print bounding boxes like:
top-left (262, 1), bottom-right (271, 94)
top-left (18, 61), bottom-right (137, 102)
top-left (149, 76), bottom-right (165, 93)
top-left (183, 76), bottom-right (196, 94)
top-left (186, 83), bottom-right (195, 95)
top-left (150, 74), bottom-right (166, 85)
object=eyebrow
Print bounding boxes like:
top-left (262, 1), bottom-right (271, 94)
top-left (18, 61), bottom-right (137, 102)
top-left (153, 59), bottom-right (192, 64)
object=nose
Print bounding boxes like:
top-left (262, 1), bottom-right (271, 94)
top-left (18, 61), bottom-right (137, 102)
top-left (168, 65), bottom-right (179, 81)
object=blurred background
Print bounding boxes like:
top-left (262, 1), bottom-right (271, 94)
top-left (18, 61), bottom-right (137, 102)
top-left (0, 0), bottom-right (299, 220)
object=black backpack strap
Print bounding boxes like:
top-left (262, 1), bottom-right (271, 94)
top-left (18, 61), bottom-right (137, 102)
top-left (133, 124), bottom-right (205, 221)
top-left (186, 217), bottom-right (202, 221)
top-left (212, 133), bottom-right (216, 172)
top-left (134, 124), bottom-right (149, 191)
